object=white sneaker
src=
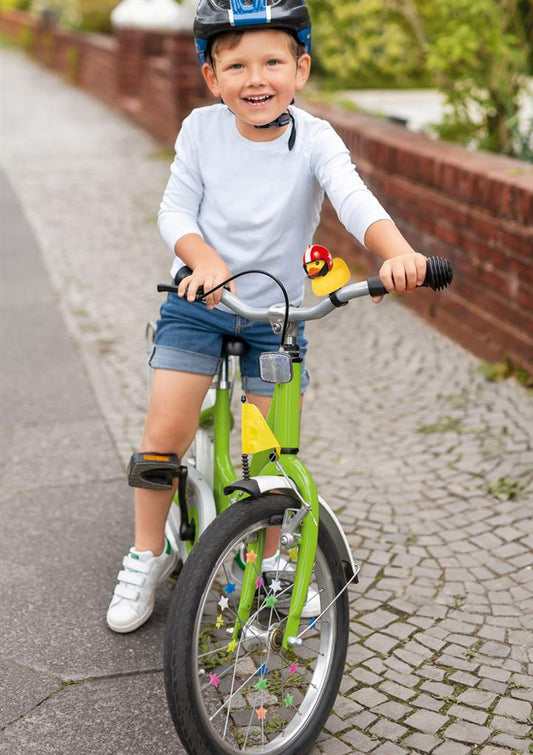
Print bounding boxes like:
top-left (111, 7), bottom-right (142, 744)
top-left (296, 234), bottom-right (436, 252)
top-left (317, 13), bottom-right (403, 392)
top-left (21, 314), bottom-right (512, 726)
top-left (107, 538), bottom-right (178, 633)
top-left (231, 549), bottom-right (321, 619)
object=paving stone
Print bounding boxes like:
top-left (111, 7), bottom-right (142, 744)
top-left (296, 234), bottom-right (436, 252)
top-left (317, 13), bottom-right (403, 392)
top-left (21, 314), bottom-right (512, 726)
top-left (371, 744), bottom-right (408, 755)
top-left (445, 721), bottom-right (491, 744)
top-left (480, 641), bottom-right (512, 658)
top-left (364, 633), bottom-right (400, 654)
top-left (493, 696), bottom-right (532, 720)
top-left (412, 693), bottom-right (445, 712)
top-left (490, 733), bottom-right (531, 751)
top-left (403, 710), bottom-right (448, 735)
top-left (447, 703), bottom-right (489, 725)
top-left (417, 665), bottom-right (446, 682)
top-left (379, 681), bottom-right (417, 702)
top-left (449, 670), bottom-right (480, 687)
top-left (360, 609), bottom-right (399, 630)
top-left (334, 695), bottom-right (362, 720)
top-left (351, 687), bottom-right (389, 709)
top-left (351, 667), bottom-right (384, 687)
top-left (457, 689), bottom-right (498, 709)
top-left (373, 701), bottom-right (412, 721)
top-left (402, 733), bottom-right (442, 752)
top-left (420, 681), bottom-right (456, 698)
top-left (340, 729), bottom-right (379, 752)
top-left (368, 718), bottom-right (407, 742)
top-left (490, 715), bottom-right (531, 737)
top-left (352, 710), bottom-right (379, 730)
top-left (479, 678), bottom-right (508, 695)
top-left (325, 714), bottom-right (349, 735)
top-left (432, 743), bottom-right (471, 754)
top-left (316, 739), bottom-right (354, 755)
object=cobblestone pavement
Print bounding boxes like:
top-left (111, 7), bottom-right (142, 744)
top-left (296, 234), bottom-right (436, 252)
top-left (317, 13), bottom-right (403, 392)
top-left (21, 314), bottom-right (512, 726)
top-left (2, 47), bottom-right (532, 754)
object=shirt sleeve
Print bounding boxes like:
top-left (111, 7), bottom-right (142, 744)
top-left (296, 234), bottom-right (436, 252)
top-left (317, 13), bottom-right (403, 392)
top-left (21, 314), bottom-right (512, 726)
top-left (158, 113), bottom-right (204, 252)
top-left (310, 121), bottom-right (392, 246)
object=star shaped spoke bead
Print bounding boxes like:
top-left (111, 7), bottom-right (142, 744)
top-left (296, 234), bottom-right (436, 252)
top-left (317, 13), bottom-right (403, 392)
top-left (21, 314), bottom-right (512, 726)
top-left (218, 595), bottom-right (229, 611)
top-left (256, 706), bottom-right (268, 721)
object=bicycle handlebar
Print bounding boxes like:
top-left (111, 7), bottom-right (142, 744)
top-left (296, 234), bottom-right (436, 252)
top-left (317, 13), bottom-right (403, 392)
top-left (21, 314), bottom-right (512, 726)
top-left (157, 256), bottom-right (453, 324)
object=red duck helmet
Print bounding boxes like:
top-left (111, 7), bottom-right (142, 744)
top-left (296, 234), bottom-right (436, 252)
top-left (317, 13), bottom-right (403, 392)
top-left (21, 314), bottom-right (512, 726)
top-left (302, 244), bottom-right (333, 278)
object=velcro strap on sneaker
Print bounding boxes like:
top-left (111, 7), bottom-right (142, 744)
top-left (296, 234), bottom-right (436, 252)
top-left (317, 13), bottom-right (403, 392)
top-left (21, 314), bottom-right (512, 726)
top-left (123, 555), bottom-right (151, 574)
top-left (117, 569), bottom-right (145, 587)
top-left (114, 583), bottom-right (140, 601)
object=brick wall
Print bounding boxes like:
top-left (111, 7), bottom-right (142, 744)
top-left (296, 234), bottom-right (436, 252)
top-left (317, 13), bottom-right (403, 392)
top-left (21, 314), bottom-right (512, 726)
top-left (306, 103), bottom-right (533, 372)
top-left (1, 9), bottom-right (532, 373)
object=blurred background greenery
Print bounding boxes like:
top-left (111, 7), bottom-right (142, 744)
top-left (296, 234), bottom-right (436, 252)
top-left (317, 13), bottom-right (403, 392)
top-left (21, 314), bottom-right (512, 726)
top-left (307, 0), bottom-right (533, 159)
top-left (1, 0), bottom-right (532, 159)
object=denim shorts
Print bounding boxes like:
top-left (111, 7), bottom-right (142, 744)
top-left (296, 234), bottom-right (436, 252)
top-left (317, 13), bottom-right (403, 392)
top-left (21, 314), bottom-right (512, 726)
top-left (149, 293), bottom-right (310, 396)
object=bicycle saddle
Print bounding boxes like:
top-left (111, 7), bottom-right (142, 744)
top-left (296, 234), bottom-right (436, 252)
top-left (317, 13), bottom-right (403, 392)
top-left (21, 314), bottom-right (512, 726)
top-left (221, 336), bottom-right (249, 357)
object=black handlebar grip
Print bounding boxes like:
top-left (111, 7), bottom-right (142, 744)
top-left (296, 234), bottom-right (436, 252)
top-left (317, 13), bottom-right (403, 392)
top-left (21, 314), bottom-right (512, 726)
top-left (156, 266), bottom-right (206, 297)
top-left (172, 264), bottom-right (205, 299)
top-left (157, 284), bottom-right (178, 293)
top-left (367, 255), bottom-right (453, 297)
top-left (174, 265), bottom-right (193, 285)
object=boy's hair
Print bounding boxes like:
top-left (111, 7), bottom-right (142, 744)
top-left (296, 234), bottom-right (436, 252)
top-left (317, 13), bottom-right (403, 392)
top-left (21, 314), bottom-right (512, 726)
top-left (207, 28), bottom-right (304, 66)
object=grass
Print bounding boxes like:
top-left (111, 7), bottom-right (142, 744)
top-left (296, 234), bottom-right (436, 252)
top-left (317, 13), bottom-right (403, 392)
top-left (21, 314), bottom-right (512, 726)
top-left (417, 415), bottom-right (463, 434)
top-left (478, 357), bottom-right (533, 390)
top-left (487, 476), bottom-right (527, 502)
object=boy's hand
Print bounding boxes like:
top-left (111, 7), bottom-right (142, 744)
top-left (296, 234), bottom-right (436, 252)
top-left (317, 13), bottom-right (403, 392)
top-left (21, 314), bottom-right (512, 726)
top-left (174, 235), bottom-right (236, 309)
top-left (373, 252), bottom-right (427, 303)
top-left (178, 258), bottom-right (236, 309)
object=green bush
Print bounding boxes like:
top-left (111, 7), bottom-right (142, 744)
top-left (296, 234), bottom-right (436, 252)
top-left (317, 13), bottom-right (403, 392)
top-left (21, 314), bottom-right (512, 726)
top-left (29, 0), bottom-right (119, 33)
top-left (308, 0), bottom-right (429, 89)
top-left (0, 0), bottom-right (33, 10)
top-left (307, 0), bottom-right (533, 159)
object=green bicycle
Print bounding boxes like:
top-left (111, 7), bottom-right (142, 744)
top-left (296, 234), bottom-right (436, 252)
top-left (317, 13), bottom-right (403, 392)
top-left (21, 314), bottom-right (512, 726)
top-left (159, 254), bottom-right (452, 754)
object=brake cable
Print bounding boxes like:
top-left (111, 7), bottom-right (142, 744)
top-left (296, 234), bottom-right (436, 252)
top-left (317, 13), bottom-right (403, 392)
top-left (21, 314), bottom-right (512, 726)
top-left (199, 270), bottom-right (291, 346)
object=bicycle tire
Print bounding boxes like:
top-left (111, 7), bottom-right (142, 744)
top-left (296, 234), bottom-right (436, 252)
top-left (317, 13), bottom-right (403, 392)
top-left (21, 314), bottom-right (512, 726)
top-left (164, 494), bottom-right (350, 754)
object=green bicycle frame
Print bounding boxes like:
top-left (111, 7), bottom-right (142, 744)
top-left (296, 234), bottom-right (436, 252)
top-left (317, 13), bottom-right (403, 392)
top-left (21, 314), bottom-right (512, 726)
top-left (202, 351), bottom-right (319, 648)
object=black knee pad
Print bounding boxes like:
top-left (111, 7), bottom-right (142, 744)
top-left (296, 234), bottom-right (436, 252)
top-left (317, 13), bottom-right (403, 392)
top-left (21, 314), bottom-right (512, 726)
top-left (127, 451), bottom-right (180, 490)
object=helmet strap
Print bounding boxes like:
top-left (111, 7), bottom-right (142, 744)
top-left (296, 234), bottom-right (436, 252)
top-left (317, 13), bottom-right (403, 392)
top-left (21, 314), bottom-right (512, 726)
top-left (254, 109), bottom-right (296, 150)
top-left (221, 98), bottom-right (297, 150)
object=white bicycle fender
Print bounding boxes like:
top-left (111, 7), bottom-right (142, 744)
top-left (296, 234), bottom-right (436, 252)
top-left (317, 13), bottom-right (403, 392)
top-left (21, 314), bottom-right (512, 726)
top-left (245, 476), bottom-right (359, 580)
top-left (165, 464), bottom-right (217, 563)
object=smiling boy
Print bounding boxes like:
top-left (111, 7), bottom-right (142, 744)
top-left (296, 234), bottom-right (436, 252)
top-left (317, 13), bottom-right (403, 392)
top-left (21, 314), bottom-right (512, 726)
top-left (107, 0), bottom-right (426, 633)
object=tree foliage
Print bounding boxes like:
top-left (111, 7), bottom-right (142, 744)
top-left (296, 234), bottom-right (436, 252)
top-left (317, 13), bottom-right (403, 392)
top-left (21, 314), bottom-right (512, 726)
top-left (307, 0), bottom-right (533, 158)
top-left (26, 0), bottom-right (119, 33)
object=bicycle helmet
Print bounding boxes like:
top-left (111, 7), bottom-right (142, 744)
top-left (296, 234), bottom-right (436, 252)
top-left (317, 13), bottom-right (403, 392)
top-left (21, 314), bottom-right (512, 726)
top-left (194, 0), bottom-right (312, 64)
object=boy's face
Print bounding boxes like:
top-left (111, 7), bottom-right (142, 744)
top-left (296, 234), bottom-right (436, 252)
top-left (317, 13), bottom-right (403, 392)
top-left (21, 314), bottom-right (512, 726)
top-left (202, 29), bottom-right (311, 142)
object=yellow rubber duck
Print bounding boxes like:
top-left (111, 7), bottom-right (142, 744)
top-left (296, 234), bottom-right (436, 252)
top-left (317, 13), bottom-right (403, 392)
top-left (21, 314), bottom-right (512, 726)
top-left (302, 244), bottom-right (351, 296)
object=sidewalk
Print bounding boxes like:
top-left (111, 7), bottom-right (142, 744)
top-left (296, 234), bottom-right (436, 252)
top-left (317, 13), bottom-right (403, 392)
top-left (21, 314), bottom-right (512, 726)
top-left (1, 46), bottom-right (532, 754)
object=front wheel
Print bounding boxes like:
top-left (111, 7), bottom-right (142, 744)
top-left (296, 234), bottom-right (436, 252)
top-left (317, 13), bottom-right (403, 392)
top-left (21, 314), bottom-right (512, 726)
top-left (164, 495), bottom-right (350, 754)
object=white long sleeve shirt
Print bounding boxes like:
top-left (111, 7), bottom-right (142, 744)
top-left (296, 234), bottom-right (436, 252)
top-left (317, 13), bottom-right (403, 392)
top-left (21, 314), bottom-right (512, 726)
top-left (158, 104), bottom-right (392, 308)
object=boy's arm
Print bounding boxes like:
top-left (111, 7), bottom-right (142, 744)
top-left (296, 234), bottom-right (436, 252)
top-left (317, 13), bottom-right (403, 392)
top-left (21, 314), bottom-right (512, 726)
top-left (364, 219), bottom-right (427, 300)
top-left (174, 233), bottom-right (236, 309)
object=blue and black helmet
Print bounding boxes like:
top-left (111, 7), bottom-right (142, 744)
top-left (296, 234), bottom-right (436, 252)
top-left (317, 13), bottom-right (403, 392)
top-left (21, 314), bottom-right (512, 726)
top-left (194, 0), bottom-right (312, 64)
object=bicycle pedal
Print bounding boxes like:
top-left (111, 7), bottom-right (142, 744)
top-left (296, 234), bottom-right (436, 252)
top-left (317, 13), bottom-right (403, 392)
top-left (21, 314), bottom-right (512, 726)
top-left (127, 452), bottom-right (180, 490)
